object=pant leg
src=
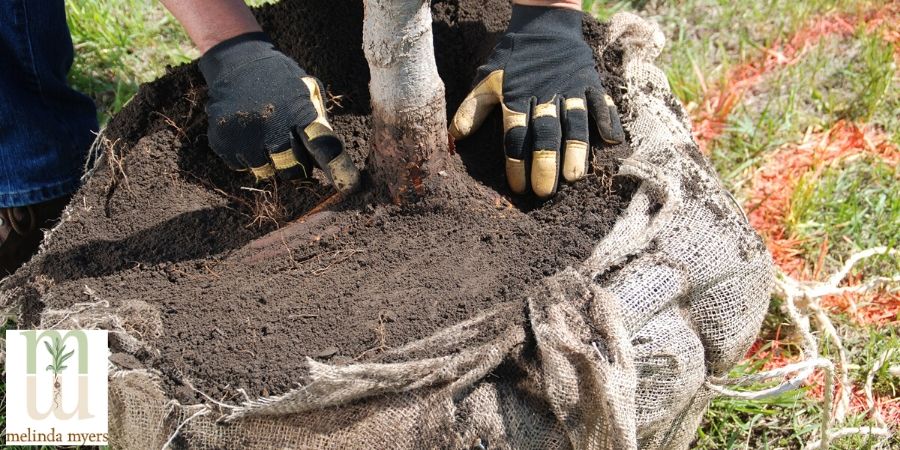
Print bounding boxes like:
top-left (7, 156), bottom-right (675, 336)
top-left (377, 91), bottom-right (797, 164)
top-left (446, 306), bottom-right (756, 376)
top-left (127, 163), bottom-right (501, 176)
top-left (0, 0), bottom-right (99, 208)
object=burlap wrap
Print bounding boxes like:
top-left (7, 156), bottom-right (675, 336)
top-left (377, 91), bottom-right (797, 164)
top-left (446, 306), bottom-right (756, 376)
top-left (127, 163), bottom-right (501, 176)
top-left (3, 12), bottom-right (773, 449)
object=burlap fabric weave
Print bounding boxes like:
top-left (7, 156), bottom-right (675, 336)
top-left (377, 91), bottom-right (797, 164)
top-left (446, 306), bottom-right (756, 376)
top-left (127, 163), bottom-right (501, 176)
top-left (2, 12), bottom-right (773, 449)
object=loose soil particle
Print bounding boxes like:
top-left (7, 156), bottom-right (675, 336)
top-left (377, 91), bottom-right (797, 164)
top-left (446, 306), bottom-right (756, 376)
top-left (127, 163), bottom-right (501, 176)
top-left (8, 0), bottom-right (636, 401)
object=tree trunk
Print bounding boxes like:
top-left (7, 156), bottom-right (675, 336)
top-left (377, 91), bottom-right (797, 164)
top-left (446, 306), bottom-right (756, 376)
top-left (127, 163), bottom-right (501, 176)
top-left (363, 0), bottom-right (449, 203)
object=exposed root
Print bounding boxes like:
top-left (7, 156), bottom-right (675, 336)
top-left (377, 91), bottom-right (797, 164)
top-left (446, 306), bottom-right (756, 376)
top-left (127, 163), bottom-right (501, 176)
top-left (293, 192), bottom-right (343, 223)
top-left (202, 261), bottom-right (221, 279)
top-left (355, 312), bottom-right (389, 361)
top-left (241, 184), bottom-right (286, 228)
top-left (83, 128), bottom-right (107, 179)
top-left (99, 136), bottom-right (134, 216)
top-left (325, 90), bottom-right (345, 112)
top-left (106, 138), bottom-right (132, 193)
top-left (153, 111), bottom-right (188, 140)
top-left (39, 291), bottom-right (162, 356)
top-left (178, 374), bottom-right (240, 413)
top-left (310, 249), bottom-right (361, 276)
top-left (279, 232), bottom-right (299, 270)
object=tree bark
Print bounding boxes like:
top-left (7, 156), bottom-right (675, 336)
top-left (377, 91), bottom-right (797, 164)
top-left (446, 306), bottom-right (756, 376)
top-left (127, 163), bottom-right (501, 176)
top-left (363, 0), bottom-right (449, 203)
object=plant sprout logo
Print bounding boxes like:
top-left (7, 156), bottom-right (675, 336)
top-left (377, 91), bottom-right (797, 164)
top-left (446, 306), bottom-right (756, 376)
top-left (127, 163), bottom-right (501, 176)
top-left (22, 330), bottom-right (93, 420)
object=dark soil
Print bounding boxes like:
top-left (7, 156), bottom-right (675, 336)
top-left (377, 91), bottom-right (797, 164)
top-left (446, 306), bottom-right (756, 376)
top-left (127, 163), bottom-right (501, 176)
top-left (6, 0), bottom-right (635, 402)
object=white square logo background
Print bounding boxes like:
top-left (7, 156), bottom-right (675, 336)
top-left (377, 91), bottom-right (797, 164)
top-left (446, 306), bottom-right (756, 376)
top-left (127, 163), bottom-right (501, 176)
top-left (5, 330), bottom-right (109, 445)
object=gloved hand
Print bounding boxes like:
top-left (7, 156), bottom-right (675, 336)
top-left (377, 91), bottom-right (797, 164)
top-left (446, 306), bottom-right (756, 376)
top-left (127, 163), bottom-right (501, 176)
top-left (199, 32), bottom-right (359, 193)
top-left (450, 5), bottom-right (625, 198)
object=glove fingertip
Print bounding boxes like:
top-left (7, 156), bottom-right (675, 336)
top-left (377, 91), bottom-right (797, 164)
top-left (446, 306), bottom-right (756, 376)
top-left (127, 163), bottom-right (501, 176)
top-left (562, 140), bottom-right (589, 182)
top-left (505, 157), bottom-right (528, 195)
top-left (451, 70), bottom-right (504, 140)
top-left (588, 90), bottom-right (625, 145)
top-left (295, 123), bottom-right (361, 194)
top-left (326, 151), bottom-right (361, 194)
top-left (604, 101), bottom-right (626, 145)
top-left (449, 100), bottom-right (483, 140)
top-left (531, 150), bottom-right (559, 199)
top-left (448, 119), bottom-right (467, 141)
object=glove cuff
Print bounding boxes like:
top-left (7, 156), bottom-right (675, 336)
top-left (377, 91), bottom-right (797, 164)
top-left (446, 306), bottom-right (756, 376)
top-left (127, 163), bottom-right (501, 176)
top-left (507, 5), bottom-right (584, 39)
top-left (199, 31), bottom-right (278, 82)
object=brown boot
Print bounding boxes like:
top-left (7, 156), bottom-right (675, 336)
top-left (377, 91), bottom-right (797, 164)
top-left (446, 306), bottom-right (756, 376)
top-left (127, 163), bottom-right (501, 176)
top-left (0, 195), bottom-right (71, 276)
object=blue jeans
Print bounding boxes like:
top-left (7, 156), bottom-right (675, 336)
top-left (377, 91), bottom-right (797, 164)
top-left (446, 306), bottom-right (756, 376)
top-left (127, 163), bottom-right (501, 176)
top-left (0, 0), bottom-right (98, 208)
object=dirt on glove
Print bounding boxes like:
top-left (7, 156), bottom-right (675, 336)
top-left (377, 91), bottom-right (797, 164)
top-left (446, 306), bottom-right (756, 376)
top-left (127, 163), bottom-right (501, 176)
top-left (8, 0), bottom-right (644, 402)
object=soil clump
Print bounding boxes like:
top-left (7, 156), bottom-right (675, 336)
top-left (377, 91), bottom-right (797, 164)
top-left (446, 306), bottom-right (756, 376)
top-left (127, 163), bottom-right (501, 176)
top-left (6, 0), bottom-right (636, 402)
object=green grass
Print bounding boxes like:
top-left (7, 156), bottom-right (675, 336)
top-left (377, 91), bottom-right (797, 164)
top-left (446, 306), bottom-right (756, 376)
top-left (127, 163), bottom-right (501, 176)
top-left (693, 303), bottom-right (899, 449)
top-left (582, 0), bottom-right (640, 20)
top-left (65, 0), bottom-right (276, 126)
top-left (788, 157), bottom-right (899, 275)
top-left (816, 31), bottom-right (899, 144)
top-left (699, 25), bottom-right (898, 191)
top-left (585, 0), bottom-right (869, 108)
top-left (65, 0), bottom-right (197, 126)
top-left (649, 0), bottom-right (873, 106)
top-left (705, 36), bottom-right (837, 188)
top-left (634, 0), bottom-right (897, 188)
top-left (819, 321), bottom-right (900, 449)
top-left (843, 326), bottom-right (899, 398)
top-left (692, 322), bottom-right (819, 450)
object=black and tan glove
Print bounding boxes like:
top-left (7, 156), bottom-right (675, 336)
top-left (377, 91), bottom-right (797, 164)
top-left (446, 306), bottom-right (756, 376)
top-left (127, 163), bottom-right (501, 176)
top-left (199, 32), bottom-right (359, 193)
top-left (450, 5), bottom-right (625, 198)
